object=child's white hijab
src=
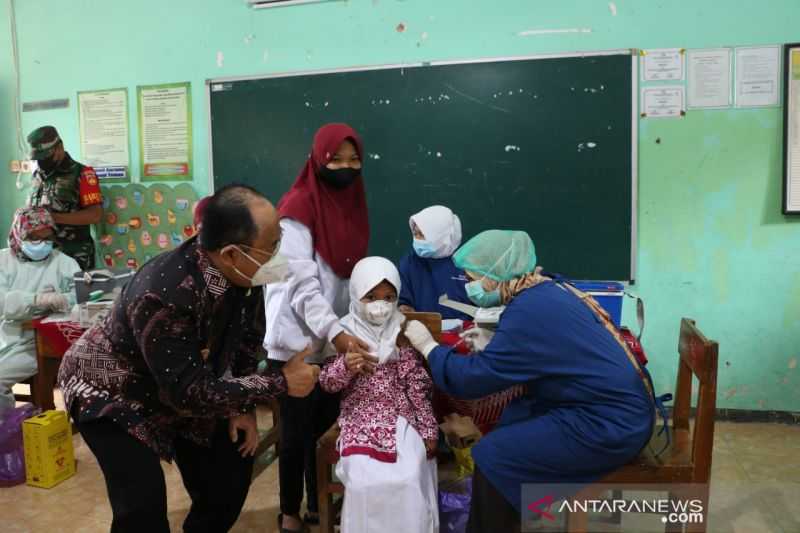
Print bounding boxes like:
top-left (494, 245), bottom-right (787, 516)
top-left (340, 257), bottom-right (406, 364)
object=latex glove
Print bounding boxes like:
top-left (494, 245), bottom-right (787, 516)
top-left (35, 292), bottom-right (69, 313)
top-left (404, 320), bottom-right (438, 358)
top-left (459, 326), bottom-right (495, 352)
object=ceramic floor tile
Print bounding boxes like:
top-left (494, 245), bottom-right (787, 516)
top-left (707, 472), bottom-right (800, 532)
top-left (5, 419), bottom-right (800, 532)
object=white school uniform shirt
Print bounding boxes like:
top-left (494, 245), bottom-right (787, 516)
top-left (263, 218), bottom-right (349, 363)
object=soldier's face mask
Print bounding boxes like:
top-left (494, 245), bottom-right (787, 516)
top-left (37, 156), bottom-right (58, 174)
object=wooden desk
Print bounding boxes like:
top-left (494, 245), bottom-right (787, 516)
top-left (20, 320), bottom-right (82, 411)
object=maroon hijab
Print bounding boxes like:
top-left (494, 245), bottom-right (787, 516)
top-left (193, 196), bottom-right (211, 229)
top-left (278, 123), bottom-right (369, 279)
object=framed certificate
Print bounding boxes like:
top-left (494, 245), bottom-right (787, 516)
top-left (783, 43), bottom-right (800, 213)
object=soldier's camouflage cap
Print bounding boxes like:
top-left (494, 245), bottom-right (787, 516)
top-left (27, 125), bottom-right (62, 160)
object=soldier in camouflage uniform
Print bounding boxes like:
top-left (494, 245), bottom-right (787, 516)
top-left (27, 126), bottom-right (104, 270)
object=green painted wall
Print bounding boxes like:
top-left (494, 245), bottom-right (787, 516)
top-left (0, 1), bottom-right (28, 241)
top-left (4, 0), bottom-right (800, 410)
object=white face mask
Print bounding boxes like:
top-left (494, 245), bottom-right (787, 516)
top-left (363, 300), bottom-right (395, 326)
top-left (232, 246), bottom-right (289, 287)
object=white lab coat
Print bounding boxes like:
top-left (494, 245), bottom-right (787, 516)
top-left (0, 249), bottom-right (79, 410)
top-left (263, 218), bottom-right (350, 363)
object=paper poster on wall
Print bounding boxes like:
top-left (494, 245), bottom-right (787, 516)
top-left (641, 48), bottom-right (685, 82)
top-left (783, 45), bottom-right (800, 213)
top-left (77, 88), bottom-right (130, 181)
top-left (735, 46), bottom-right (781, 108)
top-left (137, 82), bottom-right (193, 181)
top-left (641, 86), bottom-right (685, 118)
top-left (687, 48), bottom-right (732, 109)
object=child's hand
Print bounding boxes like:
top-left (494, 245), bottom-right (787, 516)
top-left (424, 438), bottom-right (438, 459)
top-left (334, 332), bottom-right (371, 355)
top-left (345, 343), bottom-right (378, 375)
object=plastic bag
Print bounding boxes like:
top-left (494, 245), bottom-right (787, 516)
top-left (0, 403), bottom-right (40, 486)
top-left (438, 476), bottom-right (472, 533)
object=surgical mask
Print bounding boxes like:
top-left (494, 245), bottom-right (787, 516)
top-left (233, 246), bottom-right (289, 287)
top-left (318, 166), bottom-right (360, 189)
top-left (465, 279), bottom-right (501, 308)
top-left (412, 239), bottom-right (437, 258)
top-left (21, 240), bottom-right (54, 261)
top-left (363, 300), bottom-right (395, 326)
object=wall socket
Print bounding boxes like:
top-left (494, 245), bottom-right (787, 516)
top-left (9, 160), bottom-right (34, 173)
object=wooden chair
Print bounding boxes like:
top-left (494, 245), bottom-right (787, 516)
top-left (31, 326), bottom-right (64, 412)
top-left (250, 398), bottom-right (282, 480)
top-left (258, 398), bottom-right (281, 456)
top-left (566, 318), bottom-right (719, 533)
top-left (316, 312), bottom-right (443, 533)
top-left (13, 322), bottom-right (61, 411)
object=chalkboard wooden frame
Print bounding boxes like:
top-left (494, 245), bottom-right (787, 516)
top-left (783, 43), bottom-right (800, 215)
top-left (206, 49), bottom-right (639, 280)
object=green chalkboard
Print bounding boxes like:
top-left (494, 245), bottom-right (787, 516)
top-left (210, 53), bottom-right (634, 280)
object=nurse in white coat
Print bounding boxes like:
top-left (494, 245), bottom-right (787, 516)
top-left (0, 207), bottom-right (80, 411)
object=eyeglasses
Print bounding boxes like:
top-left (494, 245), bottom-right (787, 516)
top-left (237, 238), bottom-right (281, 260)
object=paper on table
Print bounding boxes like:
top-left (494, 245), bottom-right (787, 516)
top-left (687, 48), bottom-right (731, 109)
top-left (442, 319), bottom-right (464, 332)
top-left (641, 48), bottom-right (685, 82)
top-left (40, 313), bottom-right (75, 324)
top-left (735, 45), bottom-right (781, 107)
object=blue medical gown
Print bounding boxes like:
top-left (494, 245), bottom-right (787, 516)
top-left (427, 281), bottom-right (654, 511)
top-left (398, 251), bottom-right (472, 320)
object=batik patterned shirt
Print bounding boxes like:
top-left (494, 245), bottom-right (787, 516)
top-left (58, 237), bottom-right (286, 459)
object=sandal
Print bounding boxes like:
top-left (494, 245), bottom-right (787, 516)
top-left (277, 513), bottom-right (310, 533)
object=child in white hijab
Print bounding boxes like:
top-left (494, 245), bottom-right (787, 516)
top-left (319, 257), bottom-right (439, 533)
top-left (398, 205), bottom-right (472, 325)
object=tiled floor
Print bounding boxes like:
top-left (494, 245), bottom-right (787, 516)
top-left (3, 395), bottom-right (800, 532)
top-left (2, 402), bottom-right (287, 533)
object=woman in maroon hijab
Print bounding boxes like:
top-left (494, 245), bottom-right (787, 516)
top-left (265, 123), bottom-right (373, 533)
top-left (192, 195), bottom-right (211, 234)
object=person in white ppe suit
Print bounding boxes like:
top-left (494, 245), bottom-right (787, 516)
top-left (0, 207), bottom-right (79, 411)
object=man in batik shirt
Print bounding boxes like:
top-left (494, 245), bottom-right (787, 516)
top-left (58, 185), bottom-right (319, 532)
